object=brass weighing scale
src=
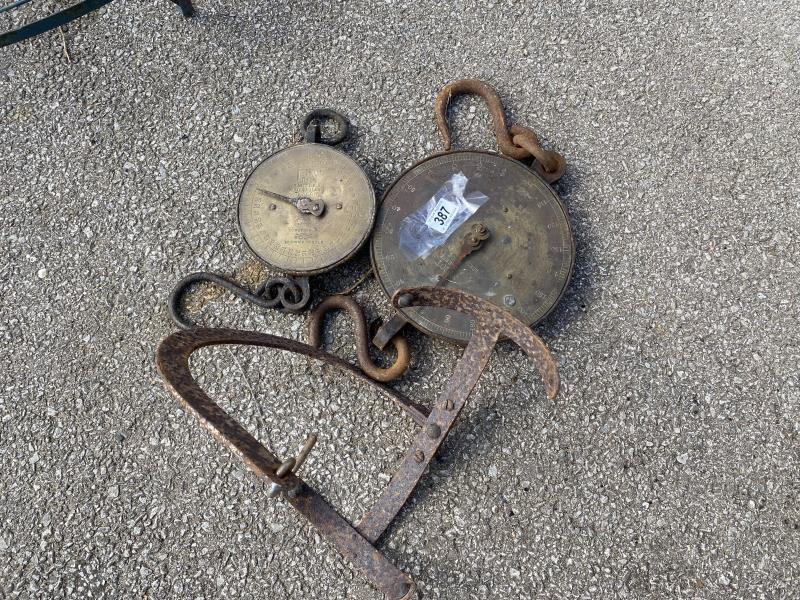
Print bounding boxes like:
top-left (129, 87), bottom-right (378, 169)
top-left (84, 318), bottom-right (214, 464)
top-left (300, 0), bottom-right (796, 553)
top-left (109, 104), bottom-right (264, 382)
top-left (370, 80), bottom-right (574, 346)
top-left (169, 109), bottom-right (376, 328)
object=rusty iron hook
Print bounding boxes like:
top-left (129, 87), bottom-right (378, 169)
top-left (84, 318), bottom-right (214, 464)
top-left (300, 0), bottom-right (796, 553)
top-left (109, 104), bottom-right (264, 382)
top-left (307, 295), bottom-right (410, 382)
top-left (434, 78), bottom-right (566, 182)
top-left (169, 272), bottom-right (311, 329)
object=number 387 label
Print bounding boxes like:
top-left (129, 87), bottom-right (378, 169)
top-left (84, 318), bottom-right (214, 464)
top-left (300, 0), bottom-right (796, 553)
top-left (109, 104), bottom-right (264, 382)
top-left (425, 197), bottom-right (459, 234)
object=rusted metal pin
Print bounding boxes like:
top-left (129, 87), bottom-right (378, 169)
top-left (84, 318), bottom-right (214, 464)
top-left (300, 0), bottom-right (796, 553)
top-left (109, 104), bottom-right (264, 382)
top-left (268, 434), bottom-right (317, 499)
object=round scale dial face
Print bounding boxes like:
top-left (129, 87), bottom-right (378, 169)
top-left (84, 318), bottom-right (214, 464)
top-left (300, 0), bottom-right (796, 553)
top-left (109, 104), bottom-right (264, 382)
top-left (371, 151), bottom-right (574, 344)
top-left (238, 143), bottom-right (375, 275)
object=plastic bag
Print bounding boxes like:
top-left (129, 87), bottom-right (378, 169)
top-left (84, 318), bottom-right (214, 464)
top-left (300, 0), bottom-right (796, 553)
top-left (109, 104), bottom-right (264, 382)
top-left (398, 172), bottom-right (489, 260)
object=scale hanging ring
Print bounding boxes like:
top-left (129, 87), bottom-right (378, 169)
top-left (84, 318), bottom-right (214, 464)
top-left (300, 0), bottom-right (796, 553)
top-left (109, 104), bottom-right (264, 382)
top-left (301, 108), bottom-right (350, 145)
top-left (277, 277), bottom-right (311, 312)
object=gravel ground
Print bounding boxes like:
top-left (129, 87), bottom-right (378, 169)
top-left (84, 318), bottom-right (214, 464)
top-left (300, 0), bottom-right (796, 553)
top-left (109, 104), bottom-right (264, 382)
top-left (1, 1), bottom-right (799, 598)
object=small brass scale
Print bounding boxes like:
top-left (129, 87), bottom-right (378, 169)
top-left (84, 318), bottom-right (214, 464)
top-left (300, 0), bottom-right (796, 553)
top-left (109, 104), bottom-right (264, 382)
top-left (169, 109), bottom-right (377, 326)
top-left (162, 81), bottom-right (576, 598)
top-left (238, 110), bottom-right (375, 285)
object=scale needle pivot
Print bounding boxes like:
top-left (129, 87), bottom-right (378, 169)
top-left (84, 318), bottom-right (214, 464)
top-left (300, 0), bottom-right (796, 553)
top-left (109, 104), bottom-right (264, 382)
top-left (372, 222), bottom-right (490, 350)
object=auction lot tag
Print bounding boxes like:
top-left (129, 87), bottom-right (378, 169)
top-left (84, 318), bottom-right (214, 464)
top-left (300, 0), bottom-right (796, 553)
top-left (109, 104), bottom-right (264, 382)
top-left (425, 197), bottom-right (459, 233)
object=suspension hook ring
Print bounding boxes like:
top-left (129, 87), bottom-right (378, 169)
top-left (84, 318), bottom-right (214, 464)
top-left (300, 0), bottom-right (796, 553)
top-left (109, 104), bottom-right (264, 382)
top-left (302, 108), bottom-right (350, 145)
top-left (434, 79), bottom-right (566, 182)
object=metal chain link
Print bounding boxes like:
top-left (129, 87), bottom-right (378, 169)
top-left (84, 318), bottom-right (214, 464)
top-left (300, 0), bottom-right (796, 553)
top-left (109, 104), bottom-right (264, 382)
top-left (434, 78), bottom-right (566, 183)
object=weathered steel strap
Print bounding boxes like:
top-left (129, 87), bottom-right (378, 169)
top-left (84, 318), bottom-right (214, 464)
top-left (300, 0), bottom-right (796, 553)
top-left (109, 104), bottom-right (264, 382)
top-left (356, 286), bottom-right (559, 543)
top-left (434, 78), bottom-right (566, 182)
top-left (356, 328), bottom-right (496, 543)
top-left (0, 0), bottom-right (193, 48)
top-left (155, 329), bottom-right (415, 600)
top-left (308, 295), bottom-right (411, 382)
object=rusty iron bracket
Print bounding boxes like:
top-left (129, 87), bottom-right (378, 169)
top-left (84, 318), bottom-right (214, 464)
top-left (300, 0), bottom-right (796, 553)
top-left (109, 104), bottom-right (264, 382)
top-left (156, 286), bottom-right (559, 598)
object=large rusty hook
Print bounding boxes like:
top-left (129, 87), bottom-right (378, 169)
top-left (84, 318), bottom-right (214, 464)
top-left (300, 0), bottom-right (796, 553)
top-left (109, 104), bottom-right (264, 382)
top-left (434, 79), bottom-right (566, 183)
top-left (307, 295), bottom-right (410, 382)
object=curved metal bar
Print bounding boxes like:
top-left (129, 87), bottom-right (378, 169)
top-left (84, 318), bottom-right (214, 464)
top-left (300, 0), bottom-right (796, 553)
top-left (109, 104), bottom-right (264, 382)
top-left (308, 295), bottom-right (411, 382)
top-left (156, 287), bottom-right (559, 598)
top-left (394, 286), bottom-right (559, 398)
top-left (1, 0), bottom-right (192, 48)
top-left (435, 79), bottom-right (520, 156)
top-left (155, 328), bottom-right (416, 600)
top-left (2, 0), bottom-right (113, 47)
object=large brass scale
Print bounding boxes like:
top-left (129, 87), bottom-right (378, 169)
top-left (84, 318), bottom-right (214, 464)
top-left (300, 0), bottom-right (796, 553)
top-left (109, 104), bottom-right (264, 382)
top-left (371, 80), bottom-right (574, 346)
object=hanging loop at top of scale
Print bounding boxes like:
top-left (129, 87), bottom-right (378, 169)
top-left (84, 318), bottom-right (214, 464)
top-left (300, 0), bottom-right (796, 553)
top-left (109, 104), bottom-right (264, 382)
top-left (302, 109), bottom-right (350, 145)
top-left (434, 78), bottom-right (566, 183)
